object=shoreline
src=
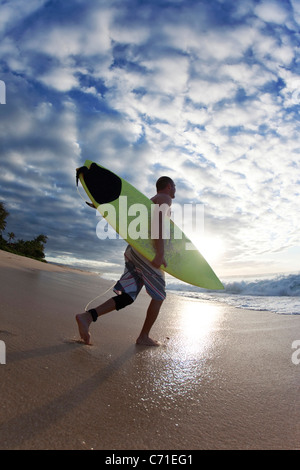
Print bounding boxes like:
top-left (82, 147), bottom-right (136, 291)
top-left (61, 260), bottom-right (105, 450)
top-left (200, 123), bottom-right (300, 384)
top-left (0, 249), bottom-right (97, 275)
top-left (1, 249), bottom-right (300, 450)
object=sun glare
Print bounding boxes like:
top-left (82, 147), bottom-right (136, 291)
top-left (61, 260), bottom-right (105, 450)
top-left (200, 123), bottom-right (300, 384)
top-left (178, 300), bottom-right (221, 356)
top-left (192, 235), bottom-right (225, 264)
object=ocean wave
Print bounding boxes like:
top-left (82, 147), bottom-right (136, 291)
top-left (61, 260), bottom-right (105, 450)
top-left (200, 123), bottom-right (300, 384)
top-left (168, 273), bottom-right (300, 297)
top-left (222, 273), bottom-right (300, 297)
top-left (167, 273), bottom-right (300, 315)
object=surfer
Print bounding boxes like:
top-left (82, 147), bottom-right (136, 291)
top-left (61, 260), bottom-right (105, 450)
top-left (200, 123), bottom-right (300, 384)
top-left (76, 176), bottom-right (176, 347)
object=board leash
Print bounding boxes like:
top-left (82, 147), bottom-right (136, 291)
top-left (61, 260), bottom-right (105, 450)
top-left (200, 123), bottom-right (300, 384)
top-left (76, 184), bottom-right (89, 204)
top-left (84, 283), bottom-right (115, 312)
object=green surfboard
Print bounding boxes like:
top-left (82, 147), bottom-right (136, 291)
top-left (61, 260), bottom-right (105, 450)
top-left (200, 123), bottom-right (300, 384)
top-left (76, 160), bottom-right (224, 290)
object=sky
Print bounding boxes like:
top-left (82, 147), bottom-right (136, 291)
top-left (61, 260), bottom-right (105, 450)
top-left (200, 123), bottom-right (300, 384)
top-left (0, 0), bottom-right (299, 281)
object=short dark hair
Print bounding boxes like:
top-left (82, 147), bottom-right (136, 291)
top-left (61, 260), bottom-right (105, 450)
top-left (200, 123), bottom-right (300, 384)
top-left (156, 176), bottom-right (174, 192)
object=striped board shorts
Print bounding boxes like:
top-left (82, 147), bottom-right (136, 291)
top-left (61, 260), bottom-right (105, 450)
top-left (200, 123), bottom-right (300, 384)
top-left (113, 245), bottom-right (166, 301)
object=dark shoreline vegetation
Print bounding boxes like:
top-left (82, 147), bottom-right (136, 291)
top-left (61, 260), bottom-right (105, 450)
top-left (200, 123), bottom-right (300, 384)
top-left (0, 202), bottom-right (47, 262)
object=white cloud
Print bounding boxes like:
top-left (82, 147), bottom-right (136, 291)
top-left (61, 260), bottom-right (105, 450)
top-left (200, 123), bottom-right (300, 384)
top-left (38, 66), bottom-right (79, 92)
top-left (254, 0), bottom-right (290, 24)
top-left (277, 68), bottom-right (300, 107)
top-left (291, 0), bottom-right (300, 25)
top-left (272, 43), bottom-right (295, 67)
top-left (0, 0), bottom-right (299, 276)
top-left (143, 55), bottom-right (189, 95)
top-left (23, 8), bottom-right (113, 60)
top-left (0, 0), bottom-right (46, 35)
top-left (188, 78), bottom-right (237, 106)
top-left (220, 63), bottom-right (276, 94)
top-left (110, 21), bottom-right (149, 45)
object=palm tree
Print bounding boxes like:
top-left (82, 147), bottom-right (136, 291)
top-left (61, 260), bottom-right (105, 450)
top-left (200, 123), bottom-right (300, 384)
top-left (0, 202), bottom-right (9, 234)
top-left (8, 232), bottom-right (15, 243)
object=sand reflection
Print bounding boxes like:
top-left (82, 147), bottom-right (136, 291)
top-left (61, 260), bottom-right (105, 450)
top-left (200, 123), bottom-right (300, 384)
top-left (143, 299), bottom-right (223, 400)
top-left (178, 299), bottom-right (221, 355)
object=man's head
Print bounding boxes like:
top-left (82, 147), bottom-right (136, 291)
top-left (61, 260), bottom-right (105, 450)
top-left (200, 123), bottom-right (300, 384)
top-left (156, 176), bottom-right (176, 199)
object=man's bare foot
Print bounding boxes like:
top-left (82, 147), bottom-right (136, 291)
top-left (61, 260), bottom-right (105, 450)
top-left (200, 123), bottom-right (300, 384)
top-left (76, 312), bottom-right (92, 345)
top-left (136, 335), bottom-right (160, 347)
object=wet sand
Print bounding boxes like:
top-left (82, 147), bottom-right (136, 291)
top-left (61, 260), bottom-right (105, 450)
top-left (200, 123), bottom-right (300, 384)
top-left (0, 249), bottom-right (300, 450)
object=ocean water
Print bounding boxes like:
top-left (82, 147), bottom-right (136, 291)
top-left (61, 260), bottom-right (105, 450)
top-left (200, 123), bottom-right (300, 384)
top-left (167, 272), bottom-right (300, 315)
top-left (54, 254), bottom-right (300, 316)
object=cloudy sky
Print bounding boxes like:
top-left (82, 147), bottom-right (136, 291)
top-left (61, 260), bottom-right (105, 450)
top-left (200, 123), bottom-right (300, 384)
top-left (0, 0), bottom-right (299, 281)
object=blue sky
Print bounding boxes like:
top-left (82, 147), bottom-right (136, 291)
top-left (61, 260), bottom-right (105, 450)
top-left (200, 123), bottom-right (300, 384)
top-left (0, 0), bottom-right (299, 280)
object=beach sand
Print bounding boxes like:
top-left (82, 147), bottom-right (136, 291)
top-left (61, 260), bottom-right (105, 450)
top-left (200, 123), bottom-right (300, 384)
top-left (0, 249), bottom-right (300, 450)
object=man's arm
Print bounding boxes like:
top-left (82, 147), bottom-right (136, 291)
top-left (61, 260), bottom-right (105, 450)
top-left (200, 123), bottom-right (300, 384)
top-left (150, 193), bottom-right (172, 269)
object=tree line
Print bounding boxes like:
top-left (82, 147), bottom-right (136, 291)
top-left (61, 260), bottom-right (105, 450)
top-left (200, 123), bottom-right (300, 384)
top-left (0, 202), bottom-right (48, 261)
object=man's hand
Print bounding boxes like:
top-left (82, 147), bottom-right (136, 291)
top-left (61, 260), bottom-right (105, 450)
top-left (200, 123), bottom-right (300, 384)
top-left (151, 253), bottom-right (167, 269)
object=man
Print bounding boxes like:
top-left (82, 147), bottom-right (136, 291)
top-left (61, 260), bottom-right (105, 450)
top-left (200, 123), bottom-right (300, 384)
top-left (76, 176), bottom-right (176, 347)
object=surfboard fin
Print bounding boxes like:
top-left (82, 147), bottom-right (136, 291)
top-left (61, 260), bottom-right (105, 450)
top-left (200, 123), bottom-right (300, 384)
top-left (76, 166), bottom-right (87, 187)
top-left (76, 166), bottom-right (96, 208)
top-left (86, 202), bottom-right (96, 209)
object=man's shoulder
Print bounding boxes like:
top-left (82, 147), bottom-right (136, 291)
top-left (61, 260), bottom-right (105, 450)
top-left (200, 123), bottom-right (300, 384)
top-left (151, 193), bottom-right (172, 206)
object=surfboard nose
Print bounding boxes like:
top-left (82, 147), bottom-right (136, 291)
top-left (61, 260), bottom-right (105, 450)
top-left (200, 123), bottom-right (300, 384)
top-left (77, 163), bottom-right (122, 204)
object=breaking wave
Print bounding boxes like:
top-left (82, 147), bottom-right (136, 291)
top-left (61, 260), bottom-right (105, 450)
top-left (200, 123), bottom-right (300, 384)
top-left (168, 273), bottom-right (300, 315)
top-left (222, 273), bottom-right (300, 297)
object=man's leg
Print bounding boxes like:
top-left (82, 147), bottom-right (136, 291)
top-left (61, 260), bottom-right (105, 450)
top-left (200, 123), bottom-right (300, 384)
top-left (76, 298), bottom-right (116, 345)
top-left (136, 299), bottom-right (164, 346)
